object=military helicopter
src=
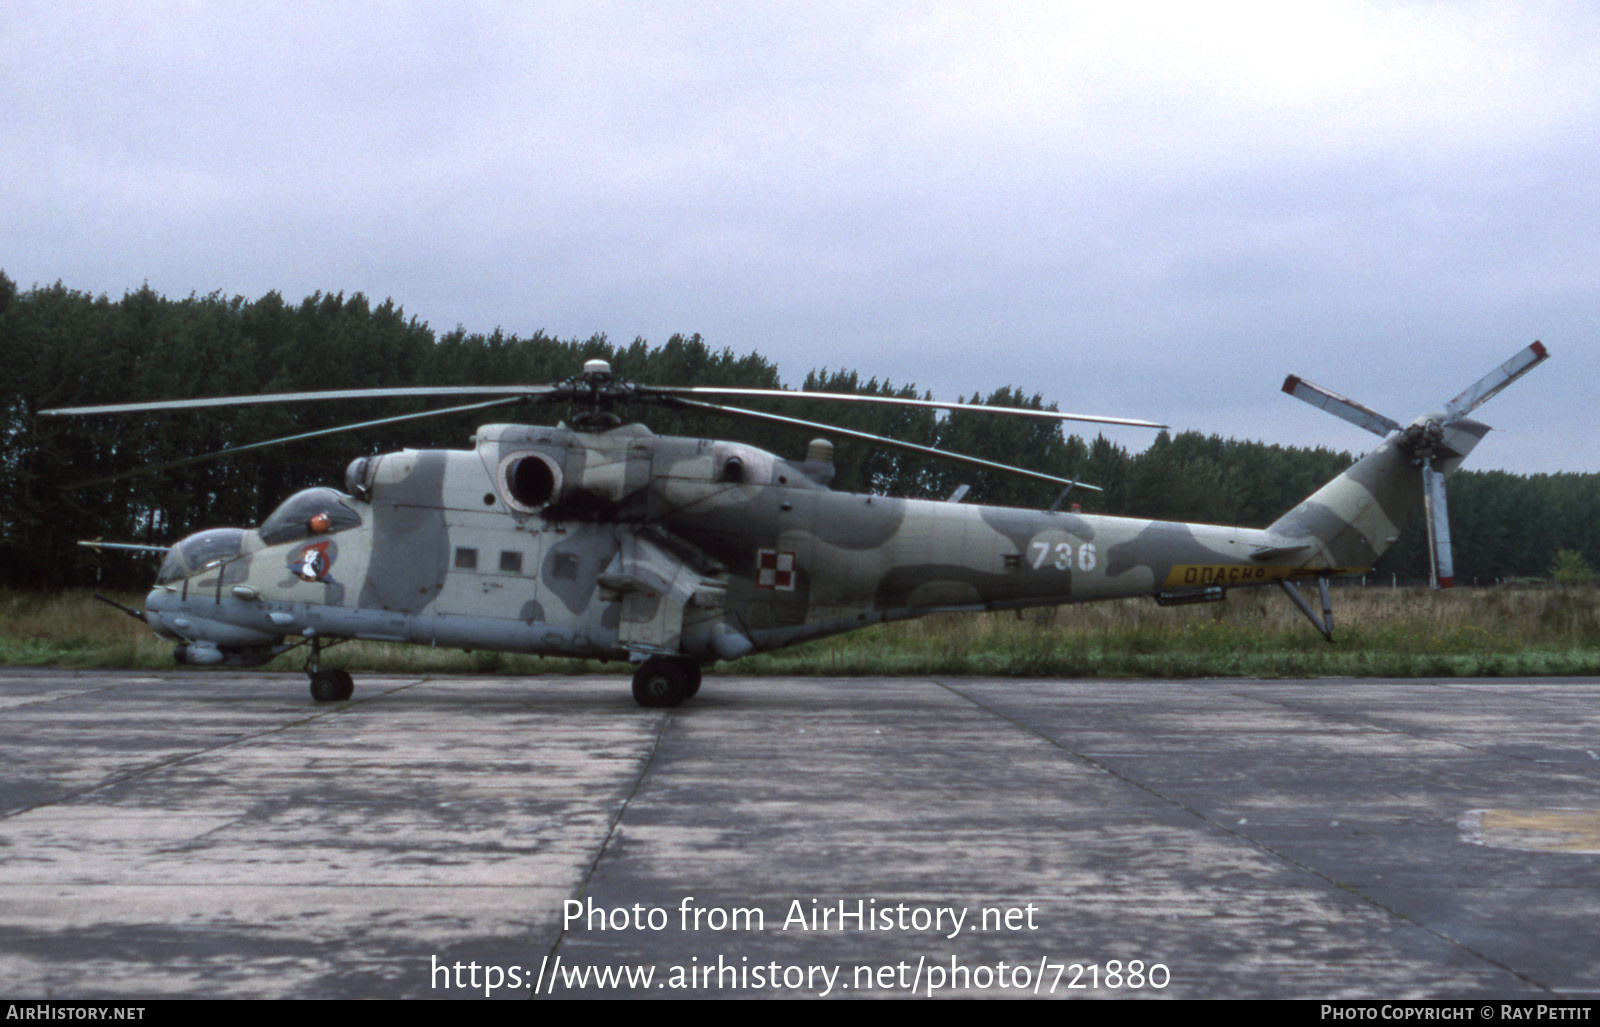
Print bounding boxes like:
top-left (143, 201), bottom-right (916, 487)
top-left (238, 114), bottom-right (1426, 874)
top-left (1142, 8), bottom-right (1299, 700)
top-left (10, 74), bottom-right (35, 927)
top-left (46, 342), bottom-right (1548, 707)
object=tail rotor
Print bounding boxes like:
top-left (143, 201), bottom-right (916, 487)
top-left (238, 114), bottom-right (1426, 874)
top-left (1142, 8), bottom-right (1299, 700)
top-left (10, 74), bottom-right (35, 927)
top-left (1282, 341), bottom-right (1549, 589)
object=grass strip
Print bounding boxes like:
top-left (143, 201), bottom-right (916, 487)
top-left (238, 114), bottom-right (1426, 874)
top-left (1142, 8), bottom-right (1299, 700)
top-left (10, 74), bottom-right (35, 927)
top-left (3, 586), bottom-right (1598, 679)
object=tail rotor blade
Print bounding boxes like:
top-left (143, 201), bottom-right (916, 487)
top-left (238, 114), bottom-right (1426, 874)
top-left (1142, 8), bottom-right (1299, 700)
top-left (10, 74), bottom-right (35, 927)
top-left (1422, 461), bottom-right (1455, 589)
top-left (1282, 376), bottom-right (1402, 437)
top-left (1443, 341), bottom-right (1549, 420)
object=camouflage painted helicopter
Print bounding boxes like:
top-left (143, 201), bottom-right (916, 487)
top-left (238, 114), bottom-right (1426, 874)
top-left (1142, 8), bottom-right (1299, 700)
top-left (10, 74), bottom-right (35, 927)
top-left (48, 342), bottom-right (1548, 707)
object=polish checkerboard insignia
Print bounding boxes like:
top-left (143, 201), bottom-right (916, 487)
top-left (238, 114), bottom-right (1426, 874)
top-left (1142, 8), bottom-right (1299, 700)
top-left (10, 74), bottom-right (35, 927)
top-left (756, 549), bottom-right (796, 590)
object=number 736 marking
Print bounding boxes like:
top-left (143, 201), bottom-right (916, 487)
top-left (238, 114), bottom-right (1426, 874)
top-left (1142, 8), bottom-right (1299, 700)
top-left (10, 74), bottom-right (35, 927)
top-left (1030, 540), bottom-right (1097, 572)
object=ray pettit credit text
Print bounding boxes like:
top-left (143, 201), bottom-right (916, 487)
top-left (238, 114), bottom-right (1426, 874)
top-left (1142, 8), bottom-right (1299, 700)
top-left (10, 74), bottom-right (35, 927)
top-left (1322, 1008), bottom-right (1593, 1020)
top-left (430, 896), bottom-right (1172, 996)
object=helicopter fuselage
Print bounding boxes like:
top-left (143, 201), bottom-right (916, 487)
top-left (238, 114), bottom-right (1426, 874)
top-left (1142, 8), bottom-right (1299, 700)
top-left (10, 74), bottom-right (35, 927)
top-left (143, 421), bottom-right (1343, 670)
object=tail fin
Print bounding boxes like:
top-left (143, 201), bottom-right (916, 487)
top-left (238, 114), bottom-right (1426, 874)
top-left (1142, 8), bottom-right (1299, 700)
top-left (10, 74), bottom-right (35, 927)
top-left (1267, 420), bottom-right (1488, 575)
top-left (1270, 342), bottom-right (1547, 587)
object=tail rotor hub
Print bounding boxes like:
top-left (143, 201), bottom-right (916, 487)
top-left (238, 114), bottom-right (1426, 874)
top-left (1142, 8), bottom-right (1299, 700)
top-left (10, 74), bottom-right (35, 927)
top-left (1401, 419), bottom-right (1447, 465)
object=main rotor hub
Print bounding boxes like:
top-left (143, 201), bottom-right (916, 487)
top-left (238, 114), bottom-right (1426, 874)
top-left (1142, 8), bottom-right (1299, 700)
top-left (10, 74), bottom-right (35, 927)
top-left (565, 358), bottom-right (629, 431)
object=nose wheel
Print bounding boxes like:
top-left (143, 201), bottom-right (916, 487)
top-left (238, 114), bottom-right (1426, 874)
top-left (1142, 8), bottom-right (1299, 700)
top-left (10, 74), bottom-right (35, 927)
top-left (631, 657), bottom-right (702, 708)
top-left (305, 637), bottom-right (354, 701)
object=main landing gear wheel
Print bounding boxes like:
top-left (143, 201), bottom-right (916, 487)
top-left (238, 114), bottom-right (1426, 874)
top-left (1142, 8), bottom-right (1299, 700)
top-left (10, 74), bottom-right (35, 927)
top-left (631, 657), bottom-right (696, 708)
top-left (310, 669), bottom-right (354, 702)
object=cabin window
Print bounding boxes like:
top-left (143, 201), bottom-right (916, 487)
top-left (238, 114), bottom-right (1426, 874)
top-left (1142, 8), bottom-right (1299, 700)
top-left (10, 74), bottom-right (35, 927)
top-left (454, 547), bottom-right (478, 570)
top-left (500, 550), bottom-right (523, 574)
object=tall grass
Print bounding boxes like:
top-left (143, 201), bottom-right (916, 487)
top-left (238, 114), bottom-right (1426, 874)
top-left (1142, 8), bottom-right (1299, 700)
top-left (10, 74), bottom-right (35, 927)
top-left (3, 585), bottom-right (1598, 678)
top-left (736, 584), bottom-right (1600, 678)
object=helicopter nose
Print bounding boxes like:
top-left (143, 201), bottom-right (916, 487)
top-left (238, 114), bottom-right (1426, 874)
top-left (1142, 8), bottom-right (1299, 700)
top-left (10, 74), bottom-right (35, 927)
top-left (144, 587), bottom-right (180, 639)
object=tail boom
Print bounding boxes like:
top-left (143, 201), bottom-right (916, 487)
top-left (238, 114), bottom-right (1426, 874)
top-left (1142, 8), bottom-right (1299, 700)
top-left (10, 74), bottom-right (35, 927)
top-left (1266, 417), bottom-right (1490, 574)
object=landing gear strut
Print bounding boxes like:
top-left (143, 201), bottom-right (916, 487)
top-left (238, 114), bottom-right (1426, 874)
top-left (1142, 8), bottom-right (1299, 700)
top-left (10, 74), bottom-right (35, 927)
top-left (306, 637), bottom-right (354, 702)
top-left (631, 656), bottom-right (701, 708)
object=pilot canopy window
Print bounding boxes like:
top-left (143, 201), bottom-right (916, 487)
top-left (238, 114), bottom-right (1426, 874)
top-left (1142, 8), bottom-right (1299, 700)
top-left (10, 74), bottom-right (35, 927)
top-left (157, 528), bottom-right (247, 584)
top-left (258, 487), bottom-right (362, 546)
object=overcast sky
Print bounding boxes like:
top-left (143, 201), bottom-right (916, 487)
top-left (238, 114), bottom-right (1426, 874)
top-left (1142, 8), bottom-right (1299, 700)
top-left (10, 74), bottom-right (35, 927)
top-left (5, 1), bottom-right (1596, 473)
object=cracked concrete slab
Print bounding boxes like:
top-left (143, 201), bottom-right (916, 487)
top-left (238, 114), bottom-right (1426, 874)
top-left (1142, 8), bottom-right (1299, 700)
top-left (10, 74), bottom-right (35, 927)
top-left (1, 669), bottom-right (1597, 998)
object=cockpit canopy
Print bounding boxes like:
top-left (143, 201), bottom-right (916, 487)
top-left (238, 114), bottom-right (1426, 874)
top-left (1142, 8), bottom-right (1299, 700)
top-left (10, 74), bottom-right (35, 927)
top-left (258, 487), bottom-right (363, 546)
top-left (156, 528), bottom-right (247, 584)
top-left (154, 489), bottom-right (362, 584)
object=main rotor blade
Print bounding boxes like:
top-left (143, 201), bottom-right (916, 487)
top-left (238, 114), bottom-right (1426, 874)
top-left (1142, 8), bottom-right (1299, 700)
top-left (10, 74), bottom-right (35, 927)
top-left (64, 396), bottom-right (526, 490)
top-left (664, 396), bottom-right (1103, 492)
top-left (651, 386), bottom-right (1167, 430)
top-left (1443, 341), bottom-right (1549, 421)
top-left (1281, 375), bottom-right (1403, 438)
top-left (1421, 460), bottom-right (1455, 589)
top-left (41, 385), bottom-right (554, 417)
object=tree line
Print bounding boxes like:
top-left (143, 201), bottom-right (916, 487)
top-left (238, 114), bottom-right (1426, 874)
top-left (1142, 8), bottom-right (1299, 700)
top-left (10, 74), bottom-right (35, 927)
top-left (2, 273), bottom-right (1594, 590)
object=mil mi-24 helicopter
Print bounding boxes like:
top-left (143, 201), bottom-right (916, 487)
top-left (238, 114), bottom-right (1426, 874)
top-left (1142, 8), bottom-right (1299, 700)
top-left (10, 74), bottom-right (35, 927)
top-left (47, 342), bottom-right (1548, 707)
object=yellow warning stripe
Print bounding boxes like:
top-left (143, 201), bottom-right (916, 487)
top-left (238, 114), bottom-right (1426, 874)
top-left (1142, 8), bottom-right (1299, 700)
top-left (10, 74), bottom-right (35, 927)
top-left (1162, 565), bottom-right (1369, 588)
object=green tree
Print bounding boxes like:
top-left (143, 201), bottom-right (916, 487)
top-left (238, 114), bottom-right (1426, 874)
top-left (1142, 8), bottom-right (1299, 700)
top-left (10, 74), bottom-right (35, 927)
top-left (1551, 549), bottom-right (1596, 584)
top-left (7, 278), bottom-right (1599, 592)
